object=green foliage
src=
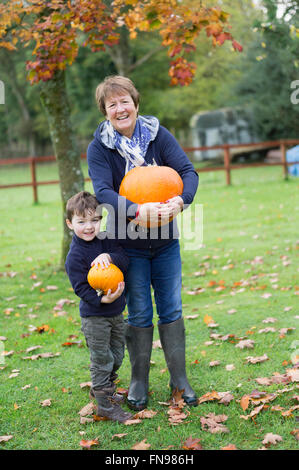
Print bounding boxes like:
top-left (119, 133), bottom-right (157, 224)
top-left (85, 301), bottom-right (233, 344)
top-left (231, 0), bottom-right (299, 139)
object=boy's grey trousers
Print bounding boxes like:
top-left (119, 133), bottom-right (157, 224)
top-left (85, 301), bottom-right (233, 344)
top-left (81, 314), bottom-right (125, 390)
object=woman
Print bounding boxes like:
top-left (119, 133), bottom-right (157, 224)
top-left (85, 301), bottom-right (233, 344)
top-left (87, 75), bottom-right (199, 411)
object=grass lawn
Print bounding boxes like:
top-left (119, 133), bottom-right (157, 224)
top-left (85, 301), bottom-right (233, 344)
top-left (0, 162), bottom-right (298, 451)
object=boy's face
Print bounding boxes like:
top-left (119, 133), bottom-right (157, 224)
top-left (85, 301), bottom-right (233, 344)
top-left (66, 209), bottom-right (102, 241)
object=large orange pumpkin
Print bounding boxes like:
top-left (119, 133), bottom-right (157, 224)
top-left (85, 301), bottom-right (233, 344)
top-left (87, 264), bottom-right (124, 294)
top-left (119, 165), bottom-right (183, 227)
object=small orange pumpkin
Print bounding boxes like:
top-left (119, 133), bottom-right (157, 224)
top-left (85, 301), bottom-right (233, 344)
top-left (119, 165), bottom-right (183, 227)
top-left (87, 264), bottom-right (124, 294)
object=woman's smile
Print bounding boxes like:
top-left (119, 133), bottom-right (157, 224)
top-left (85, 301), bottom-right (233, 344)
top-left (105, 93), bottom-right (138, 138)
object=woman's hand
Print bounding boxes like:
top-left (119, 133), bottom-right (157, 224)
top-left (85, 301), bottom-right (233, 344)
top-left (91, 253), bottom-right (112, 269)
top-left (165, 196), bottom-right (184, 219)
top-left (101, 282), bottom-right (125, 303)
top-left (136, 198), bottom-right (183, 227)
top-left (137, 202), bottom-right (165, 226)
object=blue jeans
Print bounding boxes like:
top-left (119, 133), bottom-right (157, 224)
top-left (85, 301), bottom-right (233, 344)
top-left (124, 240), bottom-right (182, 328)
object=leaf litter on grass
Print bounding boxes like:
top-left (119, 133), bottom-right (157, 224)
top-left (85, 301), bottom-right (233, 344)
top-left (2, 167), bottom-right (299, 450)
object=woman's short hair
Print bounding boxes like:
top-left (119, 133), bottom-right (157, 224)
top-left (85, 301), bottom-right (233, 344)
top-left (95, 75), bottom-right (139, 116)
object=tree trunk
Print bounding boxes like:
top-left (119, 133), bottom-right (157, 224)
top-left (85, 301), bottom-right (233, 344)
top-left (40, 69), bottom-right (84, 268)
top-left (106, 27), bottom-right (164, 76)
top-left (106, 26), bottom-right (133, 75)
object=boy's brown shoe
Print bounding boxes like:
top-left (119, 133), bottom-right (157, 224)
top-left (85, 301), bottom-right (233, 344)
top-left (93, 386), bottom-right (132, 423)
top-left (89, 384), bottom-right (125, 404)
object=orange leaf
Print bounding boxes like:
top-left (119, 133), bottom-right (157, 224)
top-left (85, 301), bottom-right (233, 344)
top-left (240, 395), bottom-right (250, 411)
top-left (221, 443), bottom-right (238, 450)
top-left (204, 314), bottom-right (214, 325)
top-left (79, 438), bottom-right (99, 449)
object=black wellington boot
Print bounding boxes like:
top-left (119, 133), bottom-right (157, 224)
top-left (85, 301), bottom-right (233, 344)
top-left (158, 317), bottom-right (198, 406)
top-left (125, 323), bottom-right (154, 411)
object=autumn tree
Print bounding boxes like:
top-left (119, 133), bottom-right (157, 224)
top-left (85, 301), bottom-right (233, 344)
top-left (0, 0), bottom-right (242, 266)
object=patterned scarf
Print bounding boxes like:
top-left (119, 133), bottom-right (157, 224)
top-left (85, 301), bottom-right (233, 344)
top-left (100, 116), bottom-right (159, 173)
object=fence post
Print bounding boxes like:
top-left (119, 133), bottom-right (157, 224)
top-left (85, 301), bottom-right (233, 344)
top-left (223, 145), bottom-right (231, 185)
top-left (280, 140), bottom-right (288, 180)
top-left (30, 157), bottom-right (38, 203)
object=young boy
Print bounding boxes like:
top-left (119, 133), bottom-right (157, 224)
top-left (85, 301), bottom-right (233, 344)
top-left (65, 191), bottom-right (132, 423)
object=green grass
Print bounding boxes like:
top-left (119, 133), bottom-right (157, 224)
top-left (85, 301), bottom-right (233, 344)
top-left (0, 163), bottom-right (298, 450)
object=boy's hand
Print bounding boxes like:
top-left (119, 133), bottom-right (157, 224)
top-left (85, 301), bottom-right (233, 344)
top-left (101, 282), bottom-right (125, 304)
top-left (91, 253), bottom-right (112, 269)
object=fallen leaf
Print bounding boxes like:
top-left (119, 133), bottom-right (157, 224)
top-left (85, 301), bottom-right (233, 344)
top-left (40, 398), bottom-right (51, 407)
top-left (261, 293), bottom-right (272, 299)
top-left (111, 433), bottom-right (128, 440)
top-left (36, 324), bottom-right (50, 333)
top-left (124, 418), bottom-right (142, 425)
top-left (209, 361), bottom-right (221, 367)
top-left (204, 314), bottom-right (214, 325)
top-left (131, 439), bottom-right (151, 450)
top-left (80, 417), bottom-right (94, 424)
top-left (235, 340), bottom-right (255, 349)
top-left (21, 384), bottom-right (31, 390)
top-left (200, 413), bottom-right (229, 434)
top-left (255, 377), bottom-right (272, 386)
top-left (240, 404), bottom-right (265, 420)
top-left (221, 443), bottom-right (238, 450)
top-left (22, 352), bottom-right (60, 360)
top-left (287, 368), bottom-right (299, 382)
top-left (240, 395), bottom-right (250, 411)
top-left (167, 407), bottom-right (189, 425)
top-left (182, 436), bottom-right (203, 450)
top-left (79, 402), bottom-right (96, 417)
top-left (25, 345), bottom-right (42, 353)
top-left (93, 415), bottom-right (110, 421)
top-left (218, 392), bottom-right (234, 405)
top-left (290, 429), bottom-right (299, 441)
top-left (227, 309), bottom-right (237, 315)
top-left (79, 438), bottom-right (99, 449)
top-left (198, 390), bottom-right (220, 404)
top-left (245, 354), bottom-right (269, 364)
top-left (134, 409), bottom-right (157, 419)
top-left (1, 350), bottom-right (14, 357)
top-left (116, 387), bottom-right (128, 396)
top-left (262, 433), bottom-right (283, 446)
top-left (9, 372), bottom-right (19, 379)
top-left (279, 327), bottom-right (296, 336)
top-left (0, 435), bottom-right (13, 443)
top-left (80, 382), bottom-right (92, 389)
top-left (258, 328), bottom-right (276, 334)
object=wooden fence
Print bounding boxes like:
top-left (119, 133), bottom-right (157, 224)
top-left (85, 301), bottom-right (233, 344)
top-left (0, 139), bottom-right (298, 204)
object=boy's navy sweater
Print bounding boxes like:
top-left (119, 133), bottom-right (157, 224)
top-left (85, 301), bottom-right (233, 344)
top-left (87, 119), bottom-right (199, 250)
top-left (65, 233), bottom-right (129, 318)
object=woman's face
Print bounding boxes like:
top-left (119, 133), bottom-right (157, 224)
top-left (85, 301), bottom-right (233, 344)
top-left (105, 93), bottom-right (138, 138)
